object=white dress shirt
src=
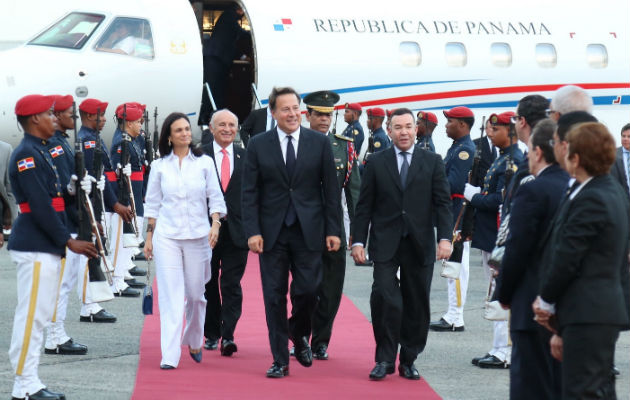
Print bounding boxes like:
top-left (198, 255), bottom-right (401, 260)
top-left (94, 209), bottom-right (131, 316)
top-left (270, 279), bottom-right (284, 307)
top-left (277, 126), bottom-right (300, 162)
top-left (144, 150), bottom-right (227, 239)
top-left (393, 144), bottom-right (415, 171)
top-left (213, 142), bottom-right (234, 177)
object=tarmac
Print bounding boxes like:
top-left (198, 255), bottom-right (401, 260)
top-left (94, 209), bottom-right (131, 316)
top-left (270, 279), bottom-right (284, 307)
top-left (0, 246), bottom-right (628, 399)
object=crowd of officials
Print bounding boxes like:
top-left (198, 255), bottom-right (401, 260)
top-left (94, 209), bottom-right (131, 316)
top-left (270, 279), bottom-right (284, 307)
top-left (5, 83), bottom-right (629, 399)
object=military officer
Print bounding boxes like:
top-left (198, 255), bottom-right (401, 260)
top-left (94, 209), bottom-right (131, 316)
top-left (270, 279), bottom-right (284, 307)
top-left (8, 94), bottom-right (97, 400)
top-left (366, 107), bottom-right (390, 153)
top-left (430, 106), bottom-right (475, 332)
top-left (342, 102), bottom-right (365, 156)
top-left (464, 111), bottom-right (523, 369)
top-left (303, 90), bottom-right (361, 360)
top-left (416, 111), bottom-right (437, 152)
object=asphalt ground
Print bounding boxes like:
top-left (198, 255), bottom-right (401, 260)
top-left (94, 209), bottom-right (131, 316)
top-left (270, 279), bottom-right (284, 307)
top-left (0, 246), bottom-right (628, 399)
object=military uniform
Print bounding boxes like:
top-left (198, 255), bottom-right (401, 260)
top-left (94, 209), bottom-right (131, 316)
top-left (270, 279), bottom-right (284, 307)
top-left (417, 135), bottom-right (435, 152)
top-left (342, 118), bottom-right (364, 156)
top-left (371, 126), bottom-right (390, 152)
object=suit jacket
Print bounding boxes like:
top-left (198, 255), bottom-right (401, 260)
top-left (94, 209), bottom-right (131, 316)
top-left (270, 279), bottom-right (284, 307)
top-left (202, 142), bottom-right (248, 248)
top-left (240, 108), bottom-right (268, 147)
top-left (610, 147), bottom-right (630, 197)
top-left (352, 145), bottom-right (452, 265)
top-left (242, 127), bottom-right (341, 252)
top-left (496, 164), bottom-right (569, 331)
top-left (0, 140), bottom-right (17, 226)
top-left (540, 174), bottom-right (630, 329)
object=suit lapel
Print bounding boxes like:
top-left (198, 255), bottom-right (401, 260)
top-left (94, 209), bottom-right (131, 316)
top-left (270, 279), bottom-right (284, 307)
top-left (292, 127), bottom-right (309, 183)
top-left (268, 129), bottom-right (289, 183)
top-left (226, 146), bottom-right (244, 191)
top-left (385, 147), bottom-right (403, 192)
top-left (405, 146), bottom-right (423, 189)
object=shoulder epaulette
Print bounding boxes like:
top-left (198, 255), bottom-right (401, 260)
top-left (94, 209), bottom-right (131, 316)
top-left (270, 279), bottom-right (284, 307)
top-left (334, 133), bottom-right (354, 142)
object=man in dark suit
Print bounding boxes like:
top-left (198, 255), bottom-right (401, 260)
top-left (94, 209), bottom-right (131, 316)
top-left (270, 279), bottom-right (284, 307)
top-left (496, 119), bottom-right (567, 399)
top-left (351, 108), bottom-right (452, 381)
top-left (240, 107), bottom-right (274, 147)
top-left (609, 123), bottom-right (630, 196)
top-left (242, 87), bottom-right (341, 378)
top-left (201, 109), bottom-right (249, 357)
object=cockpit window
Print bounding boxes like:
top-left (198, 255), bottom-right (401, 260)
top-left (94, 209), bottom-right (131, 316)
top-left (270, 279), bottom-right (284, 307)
top-left (95, 17), bottom-right (154, 59)
top-left (28, 12), bottom-right (104, 49)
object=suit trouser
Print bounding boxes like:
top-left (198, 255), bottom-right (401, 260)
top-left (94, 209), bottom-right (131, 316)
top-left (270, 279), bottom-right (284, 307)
top-left (562, 324), bottom-right (619, 400)
top-left (371, 237), bottom-right (433, 364)
top-left (443, 241), bottom-right (470, 326)
top-left (510, 328), bottom-right (562, 400)
top-left (259, 223), bottom-right (322, 366)
top-left (311, 244), bottom-right (346, 350)
top-left (154, 232), bottom-right (211, 367)
top-left (9, 251), bottom-right (62, 398)
top-left (204, 221), bottom-right (248, 341)
top-left (482, 250), bottom-right (511, 361)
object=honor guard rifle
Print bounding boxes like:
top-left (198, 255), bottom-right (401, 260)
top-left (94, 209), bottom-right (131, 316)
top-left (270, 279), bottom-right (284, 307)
top-left (73, 104), bottom-right (112, 285)
top-left (503, 123), bottom-right (517, 197)
top-left (92, 109), bottom-right (109, 254)
top-left (143, 109), bottom-right (154, 174)
top-left (362, 126), bottom-right (375, 165)
top-left (117, 105), bottom-right (141, 241)
top-left (153, 107), bottom-right (159, 157)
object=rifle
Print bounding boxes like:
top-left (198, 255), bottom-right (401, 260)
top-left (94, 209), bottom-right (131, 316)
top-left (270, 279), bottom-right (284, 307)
top-left (503, 123), bottom-right (517, 197)
top-left (117, 104), bottom-right (141, 242)
top-left (92, 109), bottom-right (109, 254)
top-left (153, 107), bottom-right (159, 157)
top-left (143, 109), bottom-right (154, 173)
top-left (330, 108), bottom-right (339, 135)
top-left (362, 127), bottom-right (375, 165)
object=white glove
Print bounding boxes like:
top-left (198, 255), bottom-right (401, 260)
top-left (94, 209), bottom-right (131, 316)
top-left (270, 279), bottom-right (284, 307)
top-left (80, 174), bottom-right (96, 196)
top-left (96, 175), bottom-right (106, 192)
top-left (67, 174), bottom-right (78, 196)
top-left (464, 183), bottom-right (481, 201)
top-left (122, 163), bottom-right (132, 177)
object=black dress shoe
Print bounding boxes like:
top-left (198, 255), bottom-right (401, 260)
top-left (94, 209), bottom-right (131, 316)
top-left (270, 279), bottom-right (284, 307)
top-left (124, 278), bottom-right (146, 289)
top-left (44, 338), bottom-right (88, 355)
top-left (477, 355), bottom-right (509, 369)
top-left (292, 336), bottom-right (313, 367)
top-left (398, 363), bottom-right (421, 380)
top-left (25, 388), bottom-right (65, 399)
top-left (114, 287), bottom-right (141, 297)
top-left (160, 364), bottom-right (175, 370)
top-left (313, 345), bottom-right (328, 360)
top-left (429, 318), bottom-right (465, 332)
top-left (132, 252), bottom-right (147, 261)
top-left (471, 353), bottom-right (491, 365)
top-left (369, 362), bottom-right (395, 380)
top-left (266, 362), bottom-right (289, 378)
top-left (79, 309), bottom-right (117, 323)
top-left (129, 265), bottom-right (147, 275)
top-left (613, 365), bottom-right (620, 376)
top-left (220, 339), bottom-right (238, 357)
top-left (204, 338), bottom-right (218, 350)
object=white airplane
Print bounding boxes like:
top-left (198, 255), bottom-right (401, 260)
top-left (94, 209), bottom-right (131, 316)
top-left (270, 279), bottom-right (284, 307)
top-left (1, 0), bottom-right (629, 156)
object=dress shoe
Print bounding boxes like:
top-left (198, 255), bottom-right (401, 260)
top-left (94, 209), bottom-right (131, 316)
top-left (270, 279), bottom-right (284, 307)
top-left (160, 364), bottom-right (175, 370)
top-left (132, 252), bottom-right (147, 261)
top-left (44, 338), bottom-right (87, 355)
top-left (124, 278), bottom-right (146, 289)
top-left (398, 363), bottom-right (421, 380)
top-left (25, 388), bottom-right (66, 399)
top-left (114, 287), bottom-right (141, 297)
top-left (292, 336), bottom-right (313, 367)
top-left (355, 259), bottom-right (374, 267)
top-left (79, 309), bottom-right (117, 323)
top-left (313, 345), bottom-right (328, 360)
top-left (429, 318), bottom-right (464, 332)
top-left (204, 338), bottom-right (218, 350)
top-left (220, 339), bottom-right (237, 357)
top-left (477, 355), bottom-right (509, 369)
top-left (266, 362), bottom-right (289, 378)
top-left (613, 365), bottom-right (620, 376)
top-left (129, 265), bottom-right (147, 276)
top-left (189, 348), bottom-right (202, 363)
top-left (471, 353), bottom-right (491, 365)
top-left (369, 362), bottom-right (395, 380)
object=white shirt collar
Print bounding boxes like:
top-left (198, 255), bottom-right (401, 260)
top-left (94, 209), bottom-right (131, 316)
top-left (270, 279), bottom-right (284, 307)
top-left (277, 126), bottom-right (300, 142)
top-left (393, 144), bottom-right (414, 156)
top-left (535, 164), bottom-right (550, 177)
top-left (569, 176), bottom-right (594, 200)
top-left (213, 141), bottom-right (233, 156)
top-left (165, 148), bottom-right (195, 161)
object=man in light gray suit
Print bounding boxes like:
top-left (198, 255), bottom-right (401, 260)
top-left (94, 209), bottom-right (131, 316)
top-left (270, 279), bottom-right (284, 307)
top-left (0, 140), bottom-right (17, 247)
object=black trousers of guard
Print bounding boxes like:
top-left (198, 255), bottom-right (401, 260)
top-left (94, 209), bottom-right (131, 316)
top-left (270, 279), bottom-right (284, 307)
top-left (204, 220), bottom-right (248, 342)
top-left (260, 222), bottom-right (322, 366)
top-left (370, 236), bottom-right (432, 365)
top-left (310, 244), bottom-right (346, 350)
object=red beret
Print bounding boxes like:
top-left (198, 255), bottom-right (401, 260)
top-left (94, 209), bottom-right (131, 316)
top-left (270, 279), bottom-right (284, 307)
top-left (417, 111), bottom-right (438, 125)
top-left (127, 102), bottom-right (146, 113)
top-left (367, 107), bottom-right (385, 117)
top-left (79, 98), bottom-right (108, 114)
top-left (52, 95), bottom-right (74, 112)
top-left (116, 104), bottom-right (143, 121)
top-left (386, 109), bottom-right (394, 117)
top-left (15, 94), bottom-right (55, 117)
top-left (345, 102), bottom-right (362, 112)
top-left (489, 111), bottom-right (515, 125)
top-left (443, 106), bottom-right (474, 119)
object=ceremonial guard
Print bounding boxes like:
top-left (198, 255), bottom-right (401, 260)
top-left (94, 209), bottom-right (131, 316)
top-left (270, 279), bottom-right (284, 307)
top-left (342, 102), bottom-right (364, 156)
top-left (8, 94), bottom-right (97, 400)
top-left (416, 111), bottom-right (437, 152)
top-left (303, 90), bottom-right (361, 360)
top-left (366, 107), bottom-right (390, 153)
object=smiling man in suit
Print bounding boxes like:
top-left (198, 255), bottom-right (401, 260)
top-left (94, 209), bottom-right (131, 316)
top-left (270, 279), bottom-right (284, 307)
top-left (242, 87), bottom-right (341, 378)
top-left (351, 108), bottom-right (452, 381)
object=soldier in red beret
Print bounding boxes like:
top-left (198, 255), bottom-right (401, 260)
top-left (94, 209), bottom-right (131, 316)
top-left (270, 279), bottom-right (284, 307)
top-left (342, 102), bottom-right (365, 157)
top-left (416, 111), bottom-right (438, 152)
top-left (366, 107), bottom-right (390, 159)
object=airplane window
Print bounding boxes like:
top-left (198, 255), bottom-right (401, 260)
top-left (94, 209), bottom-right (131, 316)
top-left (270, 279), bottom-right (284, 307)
top-left (399, 42), bottom-right (421, 67)
top-left (28, 12), bottom-right (104, 50)
top-left (536, 43), bottom-right (557, 68)
top-left (491, 43), bottom-right (512, 67)
top-left (95, 17), bottom-right (155, 59)
top-left (445, 42), bottom-right (467, 67)
top-left (586, 44), bottom-right (608, 68)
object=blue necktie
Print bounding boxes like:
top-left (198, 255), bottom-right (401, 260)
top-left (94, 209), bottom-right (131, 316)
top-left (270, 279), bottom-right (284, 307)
top-left (400, 151), bottom-right (409, 189)
top-left (284, 135), bottom-right (297, 226)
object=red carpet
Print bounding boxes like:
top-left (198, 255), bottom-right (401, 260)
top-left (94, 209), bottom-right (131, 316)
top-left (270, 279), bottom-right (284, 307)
top-left (132, 253), bottom-right (441, 399)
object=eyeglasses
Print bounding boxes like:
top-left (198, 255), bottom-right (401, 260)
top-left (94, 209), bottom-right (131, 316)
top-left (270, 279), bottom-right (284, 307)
top-left (548, 139), bottom-right (555, 146)
top-left (510, 115), bottom-right (523, 124)
top-left (545, 109), bottom-right (560, 117)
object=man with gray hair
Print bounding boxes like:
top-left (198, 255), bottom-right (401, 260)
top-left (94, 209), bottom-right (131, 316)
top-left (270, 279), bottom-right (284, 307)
top-left (548, 85), bottom-right (594, 120)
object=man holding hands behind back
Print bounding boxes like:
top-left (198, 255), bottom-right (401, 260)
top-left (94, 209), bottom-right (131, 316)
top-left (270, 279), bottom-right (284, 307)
top-left (351, 108), bottom-right (452, 381)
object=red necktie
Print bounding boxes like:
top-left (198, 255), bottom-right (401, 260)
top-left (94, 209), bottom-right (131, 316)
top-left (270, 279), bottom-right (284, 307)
top-left (221, 148), bottom-right (230, 191)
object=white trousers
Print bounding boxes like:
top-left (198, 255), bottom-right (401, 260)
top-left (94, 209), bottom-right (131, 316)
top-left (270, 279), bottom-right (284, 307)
top-left (482, 250), bottom-right (511, 362)
top-left (154, 232), bottom-right (211, 367)
top-left (107, 212), bottom-right (131, 292)
top-left (443, 241), bottom-right (470, 327)
top-left (9, 251), bottom-right (62, 398)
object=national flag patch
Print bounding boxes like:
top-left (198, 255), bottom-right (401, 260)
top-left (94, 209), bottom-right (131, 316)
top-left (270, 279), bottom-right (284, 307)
top-left (273, 18), bottom-right (292, 31)
top-left (17, 157), bottom-right (35, 172)
top-left (117, 147), bottom-right (121, 153)
top-left (84, 141), bottom-right (96, 149)
top-left (49, 145), bottom-right (64, 158)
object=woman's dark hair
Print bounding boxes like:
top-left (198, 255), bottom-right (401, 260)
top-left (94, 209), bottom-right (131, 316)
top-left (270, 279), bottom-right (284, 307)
top-left (158, 112), bottom-right (203, 157)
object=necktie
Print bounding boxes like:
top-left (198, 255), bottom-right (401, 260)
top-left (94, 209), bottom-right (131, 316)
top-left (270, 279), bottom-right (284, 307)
top-left (400, 151), bottom-right (409, 189)
top-left (220, 148), bottom-right (230, 192)
top-left (284, 135), bottom-right (297, 226)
